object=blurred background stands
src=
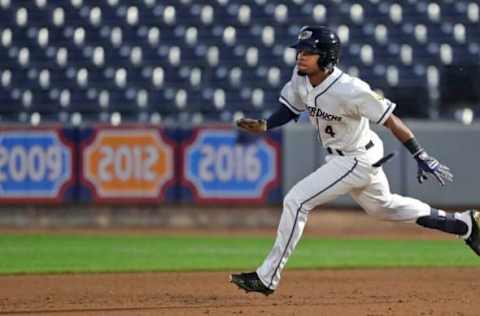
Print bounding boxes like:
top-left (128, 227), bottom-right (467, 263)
top-left (0, 0), bottom-right (478, 126)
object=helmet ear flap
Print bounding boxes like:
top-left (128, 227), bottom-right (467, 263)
top-left (316, 51), bottom-right (328, 69)
top-left (316, 50), bottom-right (338, 71)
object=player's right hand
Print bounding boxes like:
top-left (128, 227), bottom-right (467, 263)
top-left (235, 118), bottom-right (267, 134)
top-left (414, 151), bottom-right (453, 186)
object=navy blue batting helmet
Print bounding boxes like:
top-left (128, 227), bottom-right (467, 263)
top-left (290, 26), bottom-right (341, 70)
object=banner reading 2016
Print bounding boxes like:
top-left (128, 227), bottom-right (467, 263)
top-left (0, 129), bottom-right (74, 203)
top-left (181, 128), bottom-right (282, 204)
top-left (81, 128), bottom-right (175, 203)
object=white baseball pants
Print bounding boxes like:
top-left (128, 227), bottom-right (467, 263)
top-left (257, 139), bottom-right (432, 290)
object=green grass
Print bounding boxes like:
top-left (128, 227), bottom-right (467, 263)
top-left (0, 234), bottom-right (478, 274)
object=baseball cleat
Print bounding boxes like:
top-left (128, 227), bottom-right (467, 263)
top-left (465, 210), bottom-right (480, 256)
top-left (230, 272), bottom-right (274, 296)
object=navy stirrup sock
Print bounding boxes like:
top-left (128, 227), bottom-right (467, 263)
top-left (416, 209), bottom-right (468, 235)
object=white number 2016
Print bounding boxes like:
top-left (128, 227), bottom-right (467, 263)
top-left (199, 145), bottom-right (261, 182)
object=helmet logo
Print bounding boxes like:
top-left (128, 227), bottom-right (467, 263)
top-left (298, 30), bottom-right (313, 40)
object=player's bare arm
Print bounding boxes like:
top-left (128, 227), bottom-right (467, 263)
top-left (384, 114), bottom-right (453, 186)
top-left (383, 114), bottom-right (414, 143)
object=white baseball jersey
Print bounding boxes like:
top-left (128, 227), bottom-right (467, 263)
top-left (256, 65), bottom-right (433, 290)
top-left (279, 66), bottom-right (396, 152)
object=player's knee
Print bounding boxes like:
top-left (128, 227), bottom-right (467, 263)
top-left (283, 191), bottom-right (301, 214)
top-left (363, 197), bottom-right (394, 219)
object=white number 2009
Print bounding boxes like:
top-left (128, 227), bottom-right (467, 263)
top-left (0, 145), bottom-right (63, 182)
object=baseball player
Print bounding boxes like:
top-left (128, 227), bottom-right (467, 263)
top-left (230, 26), bottom-right (480, 296)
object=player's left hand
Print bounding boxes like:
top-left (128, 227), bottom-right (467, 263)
top-left (235, 118), bottom-right (267, 134)
top-left (415, 151), bottom-right (453, 186)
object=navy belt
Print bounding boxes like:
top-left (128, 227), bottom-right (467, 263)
top-left (327, 140), bottom-right (374, 156)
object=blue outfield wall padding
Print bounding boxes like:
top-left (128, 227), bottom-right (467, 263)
top-left (73, 127), bottom-right (96, 203)
top-left (59, 127), bottom-right (80, 202)
top-left (162, 127), bottom-right (182, 203)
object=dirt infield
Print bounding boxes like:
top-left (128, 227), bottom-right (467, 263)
top-left (0, 210), bottom-right (478, 315)
top-left (0, 268), bottom-right (479, 316)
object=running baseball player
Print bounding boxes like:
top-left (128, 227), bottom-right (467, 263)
top-left (230, 26), bottom-right (480, 296)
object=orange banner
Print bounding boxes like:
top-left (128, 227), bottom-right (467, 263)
top-left (84, 129), bottom-right (174, 198)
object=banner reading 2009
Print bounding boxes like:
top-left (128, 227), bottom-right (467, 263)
top-left (0, 128), bottom-right (74, 203)
top-left (181, 128), bottom-right (282, 204)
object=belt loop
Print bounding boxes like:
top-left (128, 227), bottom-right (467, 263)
top-left (365, 140), bottom-right (374, 150)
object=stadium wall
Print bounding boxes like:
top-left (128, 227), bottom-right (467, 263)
top-left (0, 125), bottom-right (282, 206)
top-left (0, 121), bottom-right (478, 209)
top-left (283, 121), bottom-right (480, 208)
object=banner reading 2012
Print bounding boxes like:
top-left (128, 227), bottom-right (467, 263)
top-left (81, 128), bottom-right (175, 203)
top-left (181, 128), bottom-right (282, 204)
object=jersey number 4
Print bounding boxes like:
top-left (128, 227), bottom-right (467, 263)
top-left (325, 125), bottom-right (335, 137)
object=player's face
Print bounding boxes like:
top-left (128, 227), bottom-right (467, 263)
top-left (296, 50), bottom-right (321, 76)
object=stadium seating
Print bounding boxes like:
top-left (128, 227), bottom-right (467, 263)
top-left (0, 0), bottom-right (478, 124)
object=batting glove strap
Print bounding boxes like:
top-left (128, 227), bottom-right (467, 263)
top-left (403, 137), bottom-right (424, 156)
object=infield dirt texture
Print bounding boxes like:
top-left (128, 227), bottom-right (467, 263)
top-left (1, 210), bottom-right (479, 315)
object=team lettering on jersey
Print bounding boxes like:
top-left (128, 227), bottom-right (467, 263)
top-left (306, 106), bottom-right (342, 122)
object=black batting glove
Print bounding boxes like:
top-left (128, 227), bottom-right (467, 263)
top-left (414, 151), bottom-right (453, 186)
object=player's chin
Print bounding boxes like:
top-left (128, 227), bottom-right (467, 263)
top-left (297, 69), bottom-right (308, 77)
top-left (296, 65), bottom-right (310, 76)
